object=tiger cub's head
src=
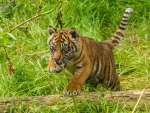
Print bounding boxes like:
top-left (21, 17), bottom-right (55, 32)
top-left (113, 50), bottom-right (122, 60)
top-left (47, 26), bottom-right (80, 68)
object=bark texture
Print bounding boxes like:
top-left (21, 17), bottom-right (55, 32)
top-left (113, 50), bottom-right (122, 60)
top-left (0, 89), bottom-right (150, 112)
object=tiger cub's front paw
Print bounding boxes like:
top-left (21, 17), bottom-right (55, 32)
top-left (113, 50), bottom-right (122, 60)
top-left (47, 58), bottom-right (62, 72)
top-left (63, 81), bottom-right (81, 96)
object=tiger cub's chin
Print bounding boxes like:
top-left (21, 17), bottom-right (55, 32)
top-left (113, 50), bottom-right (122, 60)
top-left (48, 64), bottom-right (62, 73)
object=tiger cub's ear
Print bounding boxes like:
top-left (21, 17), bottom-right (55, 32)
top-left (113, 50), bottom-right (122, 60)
top-left (48, 26), bottom-right (56, 35)
top-left (47, 26), bottom-right (56, 44)
top-left (68, 28), bottom-right (79, 41)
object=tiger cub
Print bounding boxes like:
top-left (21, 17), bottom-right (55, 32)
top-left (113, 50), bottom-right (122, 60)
top-left (47, 8), bottom-right (133, 96)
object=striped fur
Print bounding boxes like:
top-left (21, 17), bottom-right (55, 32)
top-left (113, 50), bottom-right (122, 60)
top-left (47, 8), bottom-right (133, 96)
top-left (106, 8), bottom-right (133, 47)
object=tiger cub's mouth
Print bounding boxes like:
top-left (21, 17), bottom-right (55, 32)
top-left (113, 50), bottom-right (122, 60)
top-left (53, 57), bottom-right (70, 72)
top-left (55, 60), bottom-right (65, 69)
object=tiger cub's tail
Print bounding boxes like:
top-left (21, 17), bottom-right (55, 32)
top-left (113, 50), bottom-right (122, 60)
top-left (111, 8), bottom-right (133, 47)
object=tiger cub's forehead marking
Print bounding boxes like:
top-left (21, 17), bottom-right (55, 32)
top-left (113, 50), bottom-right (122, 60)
top-left (55, 31), bottom-right (69, 43)
top-left (48, 29), bottom-right (69, 44)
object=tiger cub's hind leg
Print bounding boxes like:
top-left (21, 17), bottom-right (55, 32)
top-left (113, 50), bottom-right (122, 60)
top-left (112, 75), bottom-right (120, 91)
top-left (102, 73), bottom-right (120, 91)
top-left (47, 58), bottom-right (62, 72)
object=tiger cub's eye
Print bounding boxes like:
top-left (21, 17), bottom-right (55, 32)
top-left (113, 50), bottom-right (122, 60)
top-left (50, 46), bottom-right (55, 52)
top-left (61, 44), bottom-right (70, 53)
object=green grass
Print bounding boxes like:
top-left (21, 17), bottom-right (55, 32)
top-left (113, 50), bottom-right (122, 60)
top-left (0, 0), bottom-right (150, 112)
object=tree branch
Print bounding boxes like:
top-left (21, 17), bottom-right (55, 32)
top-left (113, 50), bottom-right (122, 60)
top-left (9, 0), bottom-right (62, 33)
top-left (0, 0), bottom-right (62, 75)
top-left (0, 89), bottom-right (150, 112)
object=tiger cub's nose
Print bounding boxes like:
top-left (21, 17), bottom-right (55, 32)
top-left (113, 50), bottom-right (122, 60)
top-left (52, 57), bottom-right (59, 62)
top-left (52, 58), bottom-right (62, 65)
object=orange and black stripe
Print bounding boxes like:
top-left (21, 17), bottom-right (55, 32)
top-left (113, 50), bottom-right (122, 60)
top-left (111, 8), bottom-right (133, 47)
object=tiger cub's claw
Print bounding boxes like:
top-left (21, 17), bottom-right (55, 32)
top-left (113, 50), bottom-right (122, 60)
top-left (63, 82), bottom-right (81, 96)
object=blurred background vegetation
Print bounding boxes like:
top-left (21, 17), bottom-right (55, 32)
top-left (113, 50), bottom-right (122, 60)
top-left (0, 0), bottom-right (150, 112)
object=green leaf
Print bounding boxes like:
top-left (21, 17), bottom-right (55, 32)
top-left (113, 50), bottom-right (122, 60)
top-left (7, 33), bottom-right (17, 40)
top-left (5, 44), bottom-right (14, 48)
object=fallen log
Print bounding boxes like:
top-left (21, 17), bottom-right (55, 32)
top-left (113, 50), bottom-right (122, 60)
top-left (0, 89), bottom-right (150, 112)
